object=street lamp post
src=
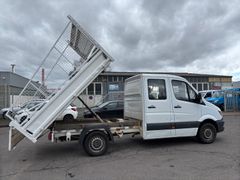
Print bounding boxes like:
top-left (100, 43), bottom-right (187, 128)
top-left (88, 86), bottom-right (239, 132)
top-left (2, 77), bottom-right (7, 107)
top-left (10, 64), bottom-right (16, 106)
top-left (11, 64), bottom-right (16, 73)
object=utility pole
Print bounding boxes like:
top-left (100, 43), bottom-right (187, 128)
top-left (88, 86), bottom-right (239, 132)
top-left (11, 64), bottom-right (16, 73)
top-left (2, 77), bottom-right (6, 107)
top-left (10, 64), bottom-right (16, 106)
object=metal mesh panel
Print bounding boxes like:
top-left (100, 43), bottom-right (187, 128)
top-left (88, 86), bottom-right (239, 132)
top-left (70, 24), bottom-right (94, 59)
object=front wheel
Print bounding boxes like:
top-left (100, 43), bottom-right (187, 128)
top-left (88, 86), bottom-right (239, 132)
top-left (83, 131), bottom-right (108, 156)
top-left (197, 123), bottom-right (217, 144)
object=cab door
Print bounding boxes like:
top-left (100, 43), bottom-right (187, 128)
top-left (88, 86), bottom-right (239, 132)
top-left (144, 77), bottom-right (175, 139)
top-left (171, 80), bottom-right (202, 137)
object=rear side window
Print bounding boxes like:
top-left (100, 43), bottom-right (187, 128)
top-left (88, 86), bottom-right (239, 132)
top-left (148, 79), bottom-right (167, 100)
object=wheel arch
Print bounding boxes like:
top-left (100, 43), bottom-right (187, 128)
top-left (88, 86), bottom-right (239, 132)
top-left (79, 124), bottom-right (114, 145)
top-left (198, 119), bottom-right (218, 133)
top-left (63, 114), bottom-right (74, 118)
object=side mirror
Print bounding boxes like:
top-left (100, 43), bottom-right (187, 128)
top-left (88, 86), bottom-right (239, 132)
top-left (195, 93), bottom-right (202, 103)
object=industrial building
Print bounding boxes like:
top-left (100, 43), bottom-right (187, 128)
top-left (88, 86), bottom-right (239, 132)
top-left (0, 71), bottom-right (232, 108)
top-left (0, 71), bottom-right (42, 109)
top-left (78, 71), bottom-right (232, 107)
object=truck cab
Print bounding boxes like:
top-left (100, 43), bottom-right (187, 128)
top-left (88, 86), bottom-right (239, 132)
top-left (124, 74), bottom-right (224, 143)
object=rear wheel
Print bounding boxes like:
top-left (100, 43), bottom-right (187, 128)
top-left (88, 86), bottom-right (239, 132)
top-left (83, 131), bottom-right (108, 156)
top-left (197, 123), bottom-right (217, 144)
top-left (63, 114), bottom-right (74, 121)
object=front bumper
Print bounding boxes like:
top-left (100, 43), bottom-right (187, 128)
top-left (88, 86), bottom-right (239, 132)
top-left (216, 119), bottom-right (224, 132)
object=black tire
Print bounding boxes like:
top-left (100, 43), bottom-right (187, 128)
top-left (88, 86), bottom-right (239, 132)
top-left (83, 131), bottom-right (108, 156)
top-left (197, 123), bottom-right (217, 144)
top-left (63, 114), bottom-right (74, 121)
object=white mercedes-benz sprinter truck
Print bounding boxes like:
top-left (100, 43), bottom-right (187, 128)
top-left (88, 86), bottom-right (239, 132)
top-left (124, 74), bottom-right (224, 144)
top-left (7, 15), bottom-right (224, 156)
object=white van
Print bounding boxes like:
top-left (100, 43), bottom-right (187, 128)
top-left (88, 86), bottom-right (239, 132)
top-left (124, 74), bottom-right (224, 143)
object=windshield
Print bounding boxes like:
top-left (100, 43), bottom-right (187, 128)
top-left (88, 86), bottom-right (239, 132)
top-left (212, 91), bottom-right (224, 98)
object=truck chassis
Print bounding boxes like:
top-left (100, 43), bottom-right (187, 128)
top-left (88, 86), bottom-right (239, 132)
top-left (49, 118), bottom-right (141, 156)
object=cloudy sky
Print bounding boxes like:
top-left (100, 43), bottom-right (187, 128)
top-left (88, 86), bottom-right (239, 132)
top-left (0, 0), bottom-right (240, 81)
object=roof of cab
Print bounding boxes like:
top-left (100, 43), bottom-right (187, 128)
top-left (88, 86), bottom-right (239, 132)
top-left (125, 73), bottom-right (186, 83)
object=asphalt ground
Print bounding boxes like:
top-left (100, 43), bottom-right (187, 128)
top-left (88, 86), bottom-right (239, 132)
top-left (0, 115), bottom-right (239, 180)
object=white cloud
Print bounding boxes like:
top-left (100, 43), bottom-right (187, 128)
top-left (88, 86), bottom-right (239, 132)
top-left (0, 0), bottom-right (239, 82)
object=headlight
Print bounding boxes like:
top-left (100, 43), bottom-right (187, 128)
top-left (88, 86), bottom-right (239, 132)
top-left (218, 110), bottom-right (223, 117)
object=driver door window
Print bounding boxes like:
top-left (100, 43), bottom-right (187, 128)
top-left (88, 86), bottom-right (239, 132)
top-left (172, 80), bottom-right (197, 103)
top-left (172, 81), bottom-right (188, 101)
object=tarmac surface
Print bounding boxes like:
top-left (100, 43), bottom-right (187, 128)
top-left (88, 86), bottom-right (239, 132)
top-left (0, 114), bottom-right (239, 180)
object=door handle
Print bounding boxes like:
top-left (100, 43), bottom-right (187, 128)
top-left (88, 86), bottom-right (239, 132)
top-left (174, 105), bottom-right (182, 108)
top-left (148, 105), bottom-right (156, 109)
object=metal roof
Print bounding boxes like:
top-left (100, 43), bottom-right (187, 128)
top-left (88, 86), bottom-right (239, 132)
top-left (0, 71), bottom-right (40, 88)
top-left (100, 71), bottom-right (232, 78)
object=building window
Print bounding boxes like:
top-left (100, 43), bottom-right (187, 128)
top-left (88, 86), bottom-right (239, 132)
top-left (108, 76), bottom-right (113, 82)
top-left (203, 83), bottom-right (209, 90)
top-left (197, 84), bottom-right (203, 91)
top-left (95, 83), bottom-right (102, 95)
top-left (86, 83), bottom-right (102, 95)
top-left (112, 76), bottom-right (118, 82)
top-left (109, 84), bottom-right (119, 91)
top-left (118, 76), bottom-right (123, 82)
top-left (88, 84), bottom-right (94, 95)
top-left (102, 76), bottom-right (107, 82)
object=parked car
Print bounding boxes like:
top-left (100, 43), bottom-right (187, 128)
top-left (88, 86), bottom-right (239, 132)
top-left (204, 88), bottom-right (240, 111)
top-left (0, 99), bottom-right (45, 119)
top-left (199, 90), bottom-right (219, 99)
top-left (84, 100), bottom-right (124, 118)
top-left (205, 90), bottom-right (225, 111)
top-left (3, 99), bottom-right (78, 122)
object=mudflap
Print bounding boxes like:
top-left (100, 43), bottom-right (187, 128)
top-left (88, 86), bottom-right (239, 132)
top-left (9, 126), bottom-right (25, 151)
